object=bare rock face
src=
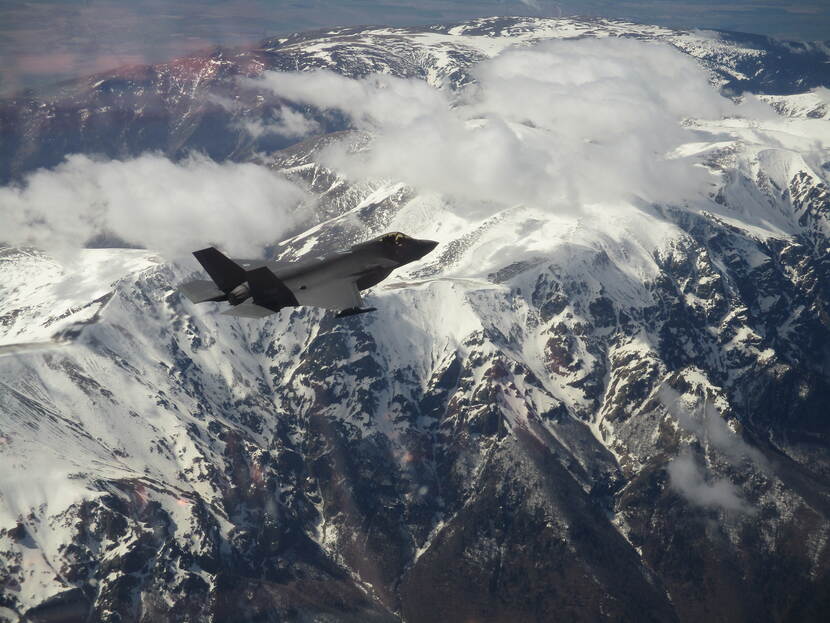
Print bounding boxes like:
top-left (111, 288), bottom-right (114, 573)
top-left (1, 16), bottom-right (830, 623)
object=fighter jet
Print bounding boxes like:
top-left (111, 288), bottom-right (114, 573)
top-left (179, 232), bottom-right (438, 318)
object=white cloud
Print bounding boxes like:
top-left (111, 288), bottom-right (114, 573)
top-left (659, 386), bottom-right (765, 514)
top-left (659, 386), bottom-right (769, 470)
top-left (667, 450), bottom-right (753, 514)
top-left (0, 38), bottom-right (776, 266)
top-left (241, 106), bottom-right (322, 139)
top-left (251, 69), bottom-right (447, 130)
top-left (249, 37), bottom-right (750, 213)
top-left (0, 153), bottom-right (311, 260)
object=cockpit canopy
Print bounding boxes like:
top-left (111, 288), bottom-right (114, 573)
top-left (377, 232), bottom-right (411, 245)
top-left (349, 231), bottom-right (437, 264)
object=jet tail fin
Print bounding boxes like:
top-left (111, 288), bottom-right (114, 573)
top-left (193, 247), bottom-right (246, 293)
top-left (246, 267), bottom-right (298, 312)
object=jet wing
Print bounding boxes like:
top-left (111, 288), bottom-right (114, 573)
top-left (293, 279), bottom-right (362, 311)
top-left (221, 302), bottom-right (275, 318)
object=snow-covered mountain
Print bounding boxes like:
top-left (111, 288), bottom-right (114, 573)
top-left (2, 15), bottom-right (829, 186)
top-left (2, 16), bottom-right (830, 623)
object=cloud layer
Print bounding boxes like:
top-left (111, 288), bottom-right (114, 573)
top-left (252, 37), bottom-right (745, 213)
top-left (1, 37), bottom-right (768, 264)
top-left (0, 153), bottom-right (311, 260)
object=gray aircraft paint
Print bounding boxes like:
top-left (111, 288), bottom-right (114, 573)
top-left (180, 232), bottom-right (438, 318)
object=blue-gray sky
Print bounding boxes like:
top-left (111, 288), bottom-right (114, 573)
top-left (1, 1), bottom-right (828, 95)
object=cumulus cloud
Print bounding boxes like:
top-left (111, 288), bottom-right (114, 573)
top-left (667, 450), bottom-right (752, 514)
top-left (1, 38), bottom-right (769, 265)
top-left (0, 153), bottom-right (311, 261)
top-left (249, 37), bottom-right (745, 213)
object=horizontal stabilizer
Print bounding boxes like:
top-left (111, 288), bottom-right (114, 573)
top-left (180, 280), bottom-right (226, 304)
top-left (336, 307), bottom-right (377, 318)
top-left (221, 302), bottom-right (275, 318)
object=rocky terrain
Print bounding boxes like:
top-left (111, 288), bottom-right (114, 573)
top-left (1, 16), bottom-right (830, 623)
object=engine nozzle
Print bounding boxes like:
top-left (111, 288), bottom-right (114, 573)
top-left (228, 282), bottom-right (251, 305)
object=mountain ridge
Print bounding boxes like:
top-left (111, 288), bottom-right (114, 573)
top-left (2, 15), bottom-right (830, 184)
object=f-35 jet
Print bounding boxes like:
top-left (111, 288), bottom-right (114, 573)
top-left (180, 232), bottom-right (438, 318)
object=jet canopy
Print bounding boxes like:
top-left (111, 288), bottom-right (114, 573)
top-left (349, 232), bottom-right (413, 252)
top-left (348, 231), bottom-right (437, 263)
top-left (377, 232), bottom-right (411, 245)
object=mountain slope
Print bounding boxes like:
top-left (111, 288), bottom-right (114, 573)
top-left (2, 16), bottom-right (830, 623)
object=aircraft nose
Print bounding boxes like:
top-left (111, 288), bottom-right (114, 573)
top-left (416, 239), bottom-right (439, 258)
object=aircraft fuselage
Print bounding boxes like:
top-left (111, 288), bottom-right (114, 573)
top-left (180, 232), bottom-right (438, 318)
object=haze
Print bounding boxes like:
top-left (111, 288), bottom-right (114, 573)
top-left (2, 0), bottom-right (828, 96)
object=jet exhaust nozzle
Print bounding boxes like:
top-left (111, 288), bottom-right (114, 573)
top-left (228, 283), bottom-right (251, 305)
